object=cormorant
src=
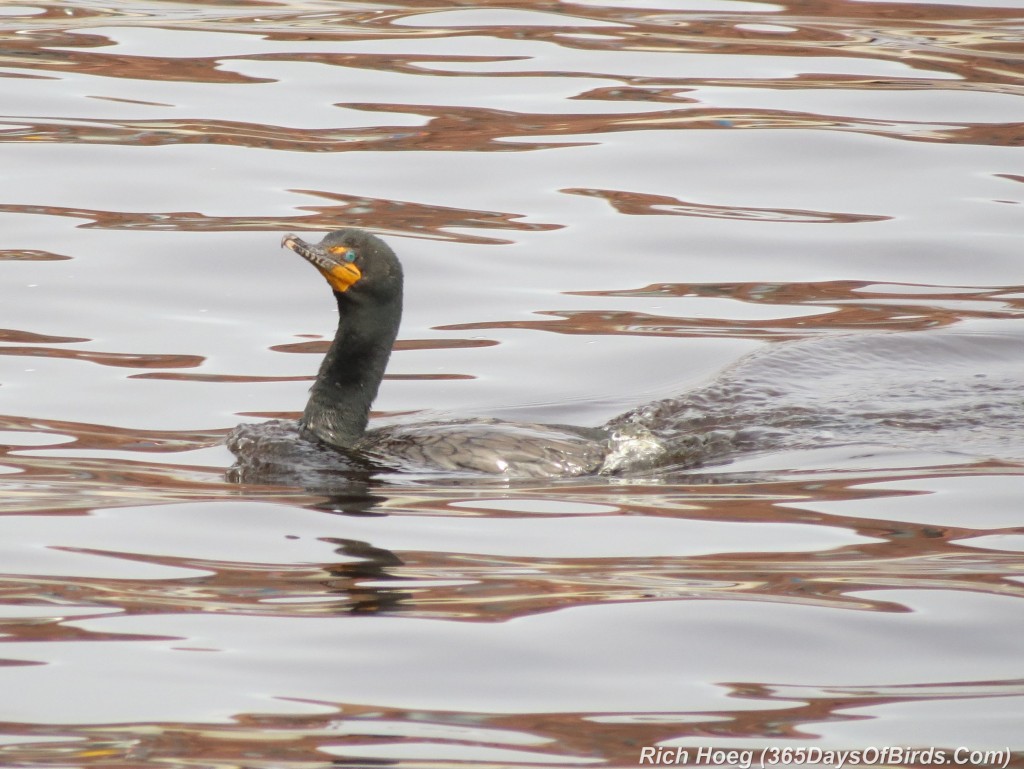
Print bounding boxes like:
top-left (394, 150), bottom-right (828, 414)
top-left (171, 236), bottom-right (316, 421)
top-left (227, 229), bottom-right (664, 479)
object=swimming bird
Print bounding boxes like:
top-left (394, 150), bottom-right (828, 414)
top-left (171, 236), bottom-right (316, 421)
top-left (227, 230), bottom-right (1024, 486)
top-left (227, 229), bottom-right (664, 479)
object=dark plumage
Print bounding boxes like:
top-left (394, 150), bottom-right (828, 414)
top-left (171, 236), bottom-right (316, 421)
top-left (289, 229), bottom-right (404, 449)
top-left (228, 229), bottom-right (665, 480)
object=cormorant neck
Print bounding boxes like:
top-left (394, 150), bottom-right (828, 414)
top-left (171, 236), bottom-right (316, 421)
top-left (301, 289), bottom-right (402, 448)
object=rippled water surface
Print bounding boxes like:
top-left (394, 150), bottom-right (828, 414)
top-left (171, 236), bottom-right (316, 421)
top-left (2, 0), bottom-right (1023, 765)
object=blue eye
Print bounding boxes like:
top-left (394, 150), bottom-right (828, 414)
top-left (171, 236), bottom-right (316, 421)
top-left (343, 249), bottom-right (357, 263)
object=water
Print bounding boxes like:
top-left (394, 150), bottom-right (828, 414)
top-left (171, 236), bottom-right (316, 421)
top-left (1, 0), bottom-right (1023, 765)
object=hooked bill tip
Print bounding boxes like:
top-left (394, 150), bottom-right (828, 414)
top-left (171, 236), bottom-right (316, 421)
top-left (281, 234), bottom-right (300, 250)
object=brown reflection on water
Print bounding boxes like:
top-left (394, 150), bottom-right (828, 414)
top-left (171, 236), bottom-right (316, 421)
top-left (565, 187), bottom-right (889, 224)
top-left (0, 413), bottom-right (220, 453)
top-left (3, 473), bottom-right (1018, 765)
top-left (2, 681), bottom-right (1021, 768)
top-left (443, 280), bottom-right (1024, 341)
top-left (0, 455), bottom-right (238, 515)
top-left (2, 0), bottom-right (1020, 177)
top-left (0, 26), bottom-right (264, 85)
top-left (510, 0), bottom-right (1024, 90)
top-left (1, 529), bottom-right (1023, 766)
top-left (0, 191), bottom-right (557, 242)
top-left (131, 337), bottom-right (496, 384)
top-left (0, 414), bottom-right (243, 515)
top-left (0, 249), bottom-right (72, 262)
top-left (132, 370), bottom-right (473, 384)
top-left (8, 99), bottom-right (1014, 160)
top-left (1, 0), bottom-right (1018, 175)
top-left (4, 466), bottom-right (1021, 623)
top-left (0, 345), bottom-right (203, 370)
top-left (0, 328), bottom-right (87, 344)
top-left (355, 101), bottom-right (1022, 149)
top-left (273, 337), bottom-right (499, 355)
top-left (329, 471), bottom-right (1024, 620)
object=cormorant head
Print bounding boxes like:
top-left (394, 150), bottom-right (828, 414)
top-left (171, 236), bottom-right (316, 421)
top-left (281, 229), bottom-right (403, 301)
